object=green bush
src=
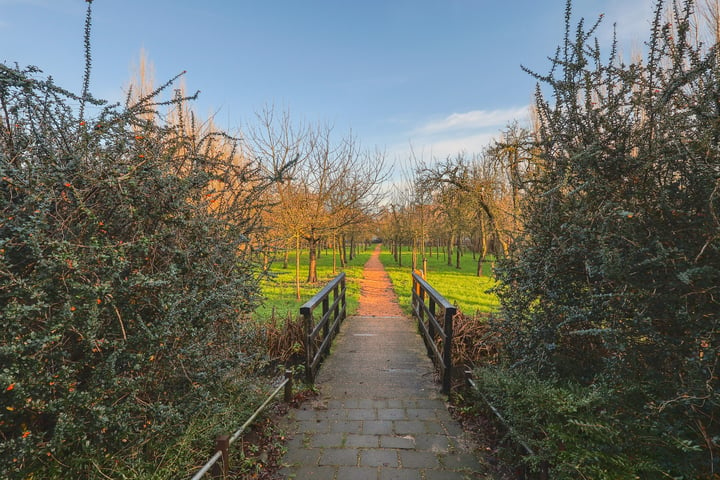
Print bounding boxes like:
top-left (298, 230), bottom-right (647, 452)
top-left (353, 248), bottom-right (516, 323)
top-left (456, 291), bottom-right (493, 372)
top-left (473, 366), bottom-right (701, 479)
top-left (0, 58), bottom-right (274, 478)
top-left (491, 0), bottom-right (719, 477)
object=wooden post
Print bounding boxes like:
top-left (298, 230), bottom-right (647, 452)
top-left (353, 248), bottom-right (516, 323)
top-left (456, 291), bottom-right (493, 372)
top-left (428, 297), bottom-right (436, 339)
top-left (321, 296), bottom-right (330, 354)
top-left (442, 306), bottom-right (456, 394)
top-left (211, 435), bottom-right (230, 479)
top-left (302, 307), bottom-right (313, 384)
top-left (332, 284), bottom-right (340, 335)
top-left (340, 276), bottom-right (346, 324)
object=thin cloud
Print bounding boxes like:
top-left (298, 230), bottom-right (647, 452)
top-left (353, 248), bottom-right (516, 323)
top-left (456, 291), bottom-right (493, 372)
top-left (415, 107), bottom-right (529, 135)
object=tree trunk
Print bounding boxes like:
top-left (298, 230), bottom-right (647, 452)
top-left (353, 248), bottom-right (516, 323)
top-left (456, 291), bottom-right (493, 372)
top-left (447, 234), bottom-right (453, 266)
top-left (398, 239), bottom-right (402, 267)
top-left (455, 232), bottom-right (461, 269)
top-left (349, 235), bottom-right (355, 261)
top-left (340, 235), bottom-right (347, 267)
top-left (477, 219), bottom-right (488, 277)
top-left (307, 234), bottom-right (318, 283)
top-left (295, 234), bottom-right (301, 300)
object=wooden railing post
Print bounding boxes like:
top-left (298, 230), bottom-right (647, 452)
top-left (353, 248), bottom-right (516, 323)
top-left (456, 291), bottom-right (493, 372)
top-left (332, 283), bottom-right (340, 335)
top-left (302, 307), bottom-right (313, 384)
top-left (340, 275), bottom-right (346, 324)
top-left (442, 306), bottom-right (456, 394)
top-left (428, 297), bottom-right (436, 339)
top-left (322, 296), bottom-right (330, 343)
top-left (210, 435), bottom-right (229, 479)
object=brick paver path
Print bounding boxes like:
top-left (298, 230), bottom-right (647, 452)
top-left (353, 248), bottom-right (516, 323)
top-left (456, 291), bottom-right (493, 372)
top-left (279, 247), bottom-right (486, 479)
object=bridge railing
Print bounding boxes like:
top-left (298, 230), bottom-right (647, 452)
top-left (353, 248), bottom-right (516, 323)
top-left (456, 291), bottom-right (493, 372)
top-left (411, 271), bottom-right (456, 393)
top-left (300, 272), bottom-right (347, 383)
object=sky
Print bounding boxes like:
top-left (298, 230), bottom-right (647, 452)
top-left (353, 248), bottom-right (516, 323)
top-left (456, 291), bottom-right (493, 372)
top-left (1, 0), bottom-right (656, 171)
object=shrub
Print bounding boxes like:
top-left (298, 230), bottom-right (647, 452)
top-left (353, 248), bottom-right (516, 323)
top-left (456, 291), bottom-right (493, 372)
top-left (0, 33), bottom-right (276, 480)
top-left (491, 0), bottom-right (719, 477)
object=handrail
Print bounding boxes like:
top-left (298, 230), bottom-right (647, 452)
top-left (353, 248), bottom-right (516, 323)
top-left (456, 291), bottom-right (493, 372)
top-left (411, 272), bottom-right (456, 393)
top-left (300, 272), bottom-right (346, 383)
top-left (189, 371), bottom-right (293, 480)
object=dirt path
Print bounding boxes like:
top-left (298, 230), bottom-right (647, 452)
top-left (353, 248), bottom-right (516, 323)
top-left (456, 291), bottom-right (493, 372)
top-left (356, 245), bottom-right (404, 317)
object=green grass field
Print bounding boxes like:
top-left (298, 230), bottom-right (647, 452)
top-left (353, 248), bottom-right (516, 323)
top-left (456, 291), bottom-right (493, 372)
top-left (379, 246), bottom-right (499, 315)
top-left (254, 247), bottom-right (373, 321)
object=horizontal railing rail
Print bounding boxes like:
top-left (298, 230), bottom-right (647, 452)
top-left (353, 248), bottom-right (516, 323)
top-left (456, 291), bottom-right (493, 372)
top-left (190, 371), bottom-right (293, 480)
top-left (411, 271), bottom-right (456, 393)
top-left (300, 272), bottom-right (346, 383)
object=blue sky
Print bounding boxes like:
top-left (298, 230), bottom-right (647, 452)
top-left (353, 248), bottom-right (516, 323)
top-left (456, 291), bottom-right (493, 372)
top-left (1, 0), bottom-right (655, 166)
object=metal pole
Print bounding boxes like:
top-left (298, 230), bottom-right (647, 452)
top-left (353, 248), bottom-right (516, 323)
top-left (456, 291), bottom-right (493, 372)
top-left (284, 369), bottom-right (293, 403)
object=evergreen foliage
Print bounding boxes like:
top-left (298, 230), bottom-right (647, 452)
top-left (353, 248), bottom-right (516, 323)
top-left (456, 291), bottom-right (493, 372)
top-left (0, 8), bottom-right (277, 475)
top-left (489, 0), bottom-right (719, 477)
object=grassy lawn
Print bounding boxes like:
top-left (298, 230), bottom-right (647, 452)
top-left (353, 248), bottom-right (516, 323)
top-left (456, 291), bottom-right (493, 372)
top-left (253, 246), bottom-right (373, 321)
top-left (379, 245), bottom-right (499, 315)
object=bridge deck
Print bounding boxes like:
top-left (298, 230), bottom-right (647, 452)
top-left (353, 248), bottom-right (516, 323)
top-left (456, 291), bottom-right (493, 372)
top-left (278, 249), bottom-right (486, 479)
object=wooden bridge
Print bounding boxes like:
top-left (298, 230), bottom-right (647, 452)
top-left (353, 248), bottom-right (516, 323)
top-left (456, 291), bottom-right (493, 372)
top-left (192, 246), bottom-right (487, 479)
top-left (278, 247), bottom-right (484, 479)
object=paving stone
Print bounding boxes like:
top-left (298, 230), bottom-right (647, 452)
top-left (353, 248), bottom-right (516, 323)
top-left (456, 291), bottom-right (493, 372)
top-left (363, 420), bottom-right (395, 435)
top-left (424, 420), bottom-right (447, 434)
top-left (379, 467), bottom-right (423, 479)
top-left (414, 434), bottom-right (456, 453)
top-left (319, 448), bottom-right (359, 466)
top-left (282, 447), bottom-right (321, 466)
top-left (345, 434), bottom-right (380, 448)
top-left (315, 408), bottom-right (346, 420)
top-left (399, 449), bottom-right (441, 469)
top-left (311, 432), bottom-right (345, 448)
top-left (279, 465), bottom-right (337, 479)
top-left (394, 420), bottom-right (427, 435)
top-left (377, 408), bottom-right (407, 420)
top-left (329, 420), bottom-right (363, 434)
top-left (283, 434), bottom-right (307, 450)
top-left (406, 408), bottom-right (437, 420)
top-left (345, 408), bottom-right (377, 420)
top-left (360, 449), bottom-right (399, 467)
top-left (424, 469), bottom-right (480, 480)
top-left (337, 466), bottom-right (380, 480)
top-left (296, 419), bottom-right (331, 433)
top-left (294, 408), bottom-right (320, 420)
top-left (380, 435), bottom-right (416, 449)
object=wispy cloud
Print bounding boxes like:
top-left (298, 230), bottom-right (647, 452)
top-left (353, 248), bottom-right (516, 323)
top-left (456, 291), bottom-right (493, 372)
top-left (384, 105), bottom-right (531, 171)
top-left (414, 107), bottom-right (529, 135)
